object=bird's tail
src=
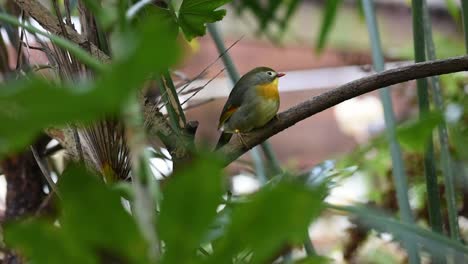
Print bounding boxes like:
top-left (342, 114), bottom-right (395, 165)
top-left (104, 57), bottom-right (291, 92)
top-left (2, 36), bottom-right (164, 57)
top-left (215, 132), bottom-right (233, 150)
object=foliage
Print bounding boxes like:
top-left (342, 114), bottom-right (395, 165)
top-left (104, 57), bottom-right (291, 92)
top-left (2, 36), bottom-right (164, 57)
top-left (232, 0), bottom-right (301, 36)
top-left (5, 155), bottom-right (328, 264)
top-left (178, 0), bottom-right (232, 41)
top-left (5, 165), bottom-right (148, 264)
top-left (397, 112), bottom-right (443, 152)
top-left (1, 0), bottom-right (468, 263)
top-left (316, 0), bottom-right (342, 52)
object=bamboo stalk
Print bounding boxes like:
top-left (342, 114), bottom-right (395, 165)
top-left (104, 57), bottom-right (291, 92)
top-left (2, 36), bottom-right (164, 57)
top-left (462, 0), bottom-right (468, 53)
top-left (160, 70), bottom-right (187, 131)
top-left (422, 0), bottom-right (460, 242)
top-left (411, 0), bottom-right (444, 237)
top-left (361, 1), bottom-right (420, 263)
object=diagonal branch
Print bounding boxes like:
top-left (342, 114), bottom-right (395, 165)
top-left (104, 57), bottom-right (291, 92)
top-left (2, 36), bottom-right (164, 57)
top-left (217, 55), bottom-right (468, 165)
top-left (14, 0), bottom-right (110, 63)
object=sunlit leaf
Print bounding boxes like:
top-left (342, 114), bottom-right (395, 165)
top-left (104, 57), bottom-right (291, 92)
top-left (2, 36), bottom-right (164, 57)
top-left (178, 0), bottom-right (231, 40)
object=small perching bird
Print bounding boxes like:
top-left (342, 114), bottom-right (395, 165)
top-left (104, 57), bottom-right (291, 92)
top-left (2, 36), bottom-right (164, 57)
top-left (216, 67), bottom-right (285, 148)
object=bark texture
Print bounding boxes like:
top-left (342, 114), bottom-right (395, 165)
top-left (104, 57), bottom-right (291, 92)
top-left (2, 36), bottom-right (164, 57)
top-left (1, 149), bottom-right (45, 221)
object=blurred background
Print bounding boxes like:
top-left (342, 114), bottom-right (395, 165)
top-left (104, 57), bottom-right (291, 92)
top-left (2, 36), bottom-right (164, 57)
top-left (181, 0), bottom-right (461, 168)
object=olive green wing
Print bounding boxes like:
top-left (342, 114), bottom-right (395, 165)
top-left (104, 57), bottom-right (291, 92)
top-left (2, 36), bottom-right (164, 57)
top-left (217, 80), bottom-right (250, 129)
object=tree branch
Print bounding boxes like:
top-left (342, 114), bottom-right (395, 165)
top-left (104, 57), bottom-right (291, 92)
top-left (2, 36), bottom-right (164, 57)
top-left (217, 55), bottom-right (468, 165)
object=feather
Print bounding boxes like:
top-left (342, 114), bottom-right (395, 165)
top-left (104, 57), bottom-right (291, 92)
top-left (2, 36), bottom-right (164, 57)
top-left (218, 105), bottom-right (238, 130)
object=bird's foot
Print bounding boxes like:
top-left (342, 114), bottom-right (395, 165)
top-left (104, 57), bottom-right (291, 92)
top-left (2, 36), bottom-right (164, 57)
top-left (274, 114), bottom-right (281, 122)
top-left (235, 131), bottom-right (248, 149)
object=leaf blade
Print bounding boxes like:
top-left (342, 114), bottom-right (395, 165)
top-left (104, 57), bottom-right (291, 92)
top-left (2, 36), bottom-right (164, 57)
top-left (178, 0), bottom-right (231, 40)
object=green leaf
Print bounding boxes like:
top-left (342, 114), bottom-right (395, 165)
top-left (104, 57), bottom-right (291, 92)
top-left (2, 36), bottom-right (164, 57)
top-left (397, 112), bottom-right (443, 152)
top-left (316, 0), bottom-right (342, 52)
top-left (58, 165), bottom-right (148, 263)
top-left (445, 0), bottom-right (461, 22)
top-left (149, 6), bottom-right (180, 37)
top-left (295, 256), bottom-right (332, 264)
top-left (159, 153), bottom-right (224, 263)
top-left (356, 0), bottom-right (365, 21)
top-left (0, 14), bottom-right (179, 156)
top-left (178, 0), bottom-right (231, 40)
top-left (5, 164), bottom-right (149, 264)
top-left (5, 220), bottom-right (97, 264)
top-left (261, 0), bottom-right (282, 30)
top-left (235, 0), bottom-right (266, 32)
top-left (333, 205), bottom-right (468, 258)
top-left (81, 0), bottom-right (117, 29)
top-left (280, 0), bottom-right (301, 31)
top-left (207, 181), bottom-right (327, 264)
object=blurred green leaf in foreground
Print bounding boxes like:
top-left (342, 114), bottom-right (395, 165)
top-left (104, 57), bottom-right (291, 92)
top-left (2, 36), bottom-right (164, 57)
top-left (4, 152), bottom-right (328, 264)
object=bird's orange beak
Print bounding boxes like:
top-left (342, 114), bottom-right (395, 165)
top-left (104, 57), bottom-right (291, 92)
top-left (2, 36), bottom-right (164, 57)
top-left (277, 72), bottom-right (286, 78)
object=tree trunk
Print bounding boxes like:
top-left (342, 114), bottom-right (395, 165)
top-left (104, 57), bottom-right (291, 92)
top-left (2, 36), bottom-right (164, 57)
top-left (1, 149), bottom-right (46, 221)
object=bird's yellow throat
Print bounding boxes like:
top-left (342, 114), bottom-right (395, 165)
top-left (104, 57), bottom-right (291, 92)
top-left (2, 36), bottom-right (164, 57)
top-left (256, 78), bottom-right (279, 100)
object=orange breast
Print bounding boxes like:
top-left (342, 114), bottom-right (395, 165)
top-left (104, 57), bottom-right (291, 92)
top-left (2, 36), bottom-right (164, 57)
top-left (256, 79), bottom-right (279, 100)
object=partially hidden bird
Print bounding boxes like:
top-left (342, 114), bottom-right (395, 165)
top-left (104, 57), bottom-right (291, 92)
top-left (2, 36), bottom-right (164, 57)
top-left (216, 67), bottom-right (285, 149)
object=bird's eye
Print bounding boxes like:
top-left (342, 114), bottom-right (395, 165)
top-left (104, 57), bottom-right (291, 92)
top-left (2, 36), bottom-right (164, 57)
top-left (267, 71), bottom-right (274, 76)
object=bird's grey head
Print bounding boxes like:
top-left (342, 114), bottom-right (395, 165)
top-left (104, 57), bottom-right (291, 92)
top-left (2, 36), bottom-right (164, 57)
top-left (241, 66), bottom-right (285, 85)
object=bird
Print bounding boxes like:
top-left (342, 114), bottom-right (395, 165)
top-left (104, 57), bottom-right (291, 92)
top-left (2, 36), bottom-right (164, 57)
top-left (216, 67), bottom-right (285, 149)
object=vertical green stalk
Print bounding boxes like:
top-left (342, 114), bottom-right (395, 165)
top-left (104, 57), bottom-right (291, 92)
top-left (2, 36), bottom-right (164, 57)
top-left (123, 95), bottom-right (161, 261)
top-left (462, 0), bottom-right (468, 53)
top-left (164, 70), bottom-right (187, 128)
top-left (422, 0), bottom-right (460, 241)
top-left (303, 237), bottom-right (317, 255)
top-left (260, 143), bottom-right (282, 174)
top-left (250, 149), bottom-right (267, 183)
top-left (361, 1), bottom-right (420, 263)
top-left (157, 71), bottom-right (187, 132)
top-left (411, 0), bottom-right (444, 237)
